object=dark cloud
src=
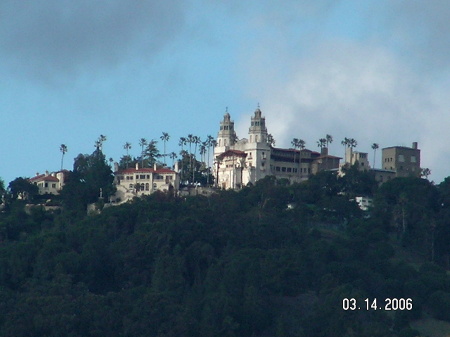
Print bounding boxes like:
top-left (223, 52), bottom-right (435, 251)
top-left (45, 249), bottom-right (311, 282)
top-left (0, 0), bottom-right (185, 82)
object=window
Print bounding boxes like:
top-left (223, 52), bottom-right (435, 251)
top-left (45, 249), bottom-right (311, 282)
top-left (255, 135), bottom-right (258, 142)
top-left (145, 183), bottom-right (149, 191)
top-left (398, 155), bottom-right (405, 162)
top-left (287, 168), bottom-right (292, 172)
top-left (45, 183), bottom-right (48, 188)
top-left (140, 175), bottom-right (146, 179)
top-left (282, 167), bottom-right (286, 172)
top-left (52, 183), bottom-right (56, 188)
top-left (276, 166), bottom-right (280, 172)
top-left (411, 156), bottom-right (416, 163)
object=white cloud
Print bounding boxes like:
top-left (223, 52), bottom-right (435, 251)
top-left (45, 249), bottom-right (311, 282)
top-left (240, 40), bottom-right (450, 181)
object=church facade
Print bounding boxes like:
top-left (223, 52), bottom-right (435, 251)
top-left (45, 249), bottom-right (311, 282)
top-left (213, 108), bottom-right (341, 189)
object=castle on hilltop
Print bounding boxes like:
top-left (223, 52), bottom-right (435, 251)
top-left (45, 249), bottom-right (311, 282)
top-left (213, 107), bottom-right (422, 189)
top-left (213, 108), bottom-right (341, 189)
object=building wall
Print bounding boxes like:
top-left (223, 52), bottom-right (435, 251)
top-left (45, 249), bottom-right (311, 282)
top-left (214, 109), bottom-right (341, 189)
top-left (29, 171), bottom-right (66, 195)
top-left (382, 143), bottom-right (420, 178)
top-left (114, 165), bottom-right (179, 200)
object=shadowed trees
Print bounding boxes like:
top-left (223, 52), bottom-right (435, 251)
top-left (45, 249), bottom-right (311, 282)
top-left (60, 149), bottom-right (115, 211)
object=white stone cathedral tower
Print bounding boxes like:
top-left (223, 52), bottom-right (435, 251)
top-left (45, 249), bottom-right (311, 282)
top-left (216, 111), bottom-right (236, 149)
top-left (248, 106), bottom-right (268, 144)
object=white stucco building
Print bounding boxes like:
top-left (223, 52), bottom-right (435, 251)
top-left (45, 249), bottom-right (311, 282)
top-left (113, 163), bottom-right (179, 203)
top-left (214, 108), bottom-right (341, 189)
top-left (29, 170), bottom-right (67, 195)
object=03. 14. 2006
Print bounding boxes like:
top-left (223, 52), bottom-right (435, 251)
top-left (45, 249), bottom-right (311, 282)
top-left (342, 298), bottom-right (413, 311)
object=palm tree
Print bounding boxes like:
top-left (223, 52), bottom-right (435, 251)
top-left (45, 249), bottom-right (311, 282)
top-left (192, 136), bottom-right (201, 182)
top-left (169, 152), bottom-right (177, 167)
top-left (342, 138), bottom-right (357, 164)
top-left (421, 168), bottom-right (431, 179)
top-left (94, 140), bottom-right (101, 151)
top-left (123, 142), bottom-right (132, 156)
top-left (317, 138), bottom-right (327, 149)
top-left (205, 135), bottom-right (214, 169)
top-left (371, 143), bottom-right (379, 168)
top-left (267, 134), bottom-right (276, 147)
top-left (178, 137), bottom-right (187, 178)
top-left (187, 134), bottom-right (194, 183)
top-left (98, 134), bottom-right (107, 151)
top-left (326, 134), bottom-right (333, 148)
top-left (139, 138), bottom-right (147, 167)
top-left (200, 142), bottom-right (207, 166)
top-left (348, 138), bottom-right (357, 156)
top-left (298, 139), bottom-right (306, 178)
top-left (291, 138), bottom-right (299, 178)
top-left (122, 142), bottom-right (132, 168)
top-left (206, 136), bottom-right (216, 186)
top-left (178, 137), bottom-right (187, 152)
top-left (291, 138), bottom-right (305, 179)
top-left (59, 144), bottom-right (68, 170)
top-left (341, 137), bottom-right (350, 162)
top-left (160, 132), bottom-right (170, 165)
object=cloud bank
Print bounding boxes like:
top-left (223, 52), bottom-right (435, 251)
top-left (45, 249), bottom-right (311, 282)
top-left (0, 0), bottom-right (185, 82)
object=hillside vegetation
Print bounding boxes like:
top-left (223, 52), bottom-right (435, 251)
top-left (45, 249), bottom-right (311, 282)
top-left (0, 170), bottom-right (449, 337)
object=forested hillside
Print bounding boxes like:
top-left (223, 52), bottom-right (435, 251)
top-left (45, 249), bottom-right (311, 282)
top-left (0, 172), bottom-right (449, 337)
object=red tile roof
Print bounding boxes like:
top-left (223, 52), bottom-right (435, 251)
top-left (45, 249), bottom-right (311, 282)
top-left (116, 167), bottom-right (176, 174)
top-left (29, 174), bottom-right (60, 182)
top-left (217, 149), bottom-right (247, 159)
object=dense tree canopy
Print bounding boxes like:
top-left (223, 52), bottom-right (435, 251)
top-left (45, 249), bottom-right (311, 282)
top-left (60, 149), bottom-right (115, 212)
top-left (0, 171), bottom-right (449, 336)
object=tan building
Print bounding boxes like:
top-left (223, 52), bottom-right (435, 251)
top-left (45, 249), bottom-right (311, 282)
top-left (113, 163), bottom-right (179, 203)
top-left (382, 142), bottom-right (420, 178)
top-left (29, 171), bottom-right (67, 195)
top-left (214, 108), bottom-right (341, 189)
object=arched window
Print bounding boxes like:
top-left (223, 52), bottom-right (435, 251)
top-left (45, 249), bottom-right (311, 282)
top-left (145, 183), bottom-right (149, 191)
top-left (255, 135), bottom-right (258, 142)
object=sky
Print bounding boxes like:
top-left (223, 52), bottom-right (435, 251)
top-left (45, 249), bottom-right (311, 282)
top-left (1, 0), bottom-right (449, 185)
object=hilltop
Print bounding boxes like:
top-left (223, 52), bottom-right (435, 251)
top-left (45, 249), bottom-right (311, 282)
top-left (0, 171), bottom-right (449, 336)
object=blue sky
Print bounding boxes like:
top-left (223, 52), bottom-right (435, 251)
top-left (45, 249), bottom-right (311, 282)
top-left (1, 0), bottom-right (449, 185)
